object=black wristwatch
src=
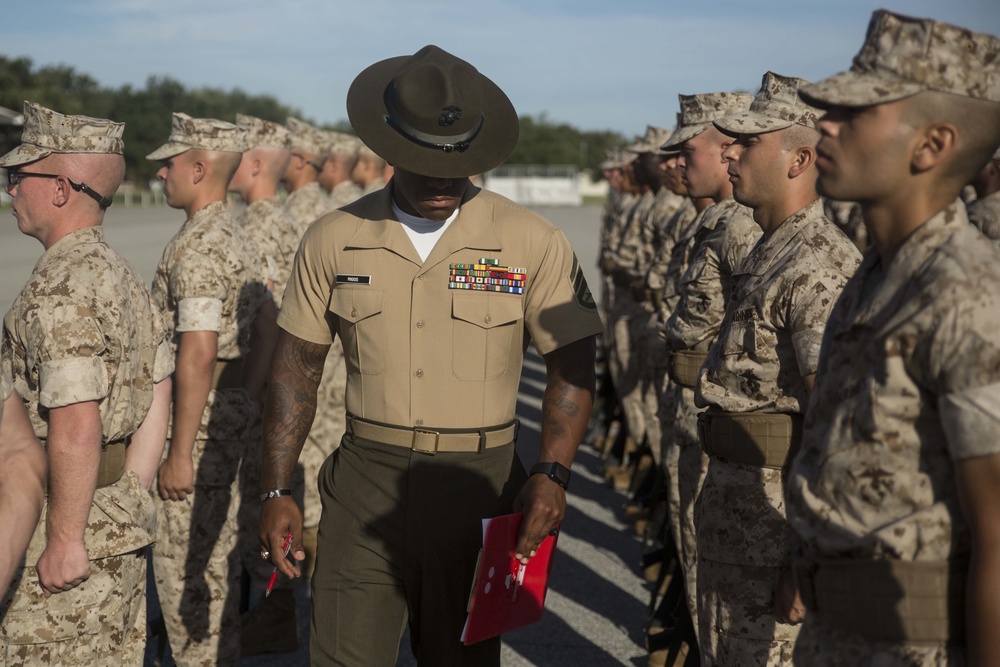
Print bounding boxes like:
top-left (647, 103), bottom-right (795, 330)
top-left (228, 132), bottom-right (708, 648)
top-left (530, 462), bottom-right (572, 490)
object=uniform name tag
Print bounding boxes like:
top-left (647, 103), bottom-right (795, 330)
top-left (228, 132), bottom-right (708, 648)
top-left (336, 275), bottom-right (372, 285)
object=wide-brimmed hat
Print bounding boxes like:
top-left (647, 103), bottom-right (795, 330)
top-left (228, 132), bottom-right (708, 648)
top-left (0, 101), bottom-right (124, 168)
top-left (347, 45), bottom-right (519, 178)
top-left (800, 10), bottom-right (1000, 108)
top-left (661, 92), bottom-right (755, 151)
top-left (715, 72), bottom-right (821, 136)
top-left (146, 113), bottom-right (245, 160)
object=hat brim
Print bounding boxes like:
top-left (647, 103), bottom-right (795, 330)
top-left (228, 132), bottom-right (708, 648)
top-left (0, 144), bottom-right (51, 168)
top-left (146, 142), bottom-right (192, 161)
top-left (347, 56), bottom-right (519, 179)
top-left (661, 123), bottom-right (709, 151)
top-left (714, 111), bottom-right (795, 137)
top-left (799, 71), bottom-right (924, 109)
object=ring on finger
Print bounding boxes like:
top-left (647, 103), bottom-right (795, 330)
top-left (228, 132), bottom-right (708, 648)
top-left (260, 549), bottom-right (270, 561)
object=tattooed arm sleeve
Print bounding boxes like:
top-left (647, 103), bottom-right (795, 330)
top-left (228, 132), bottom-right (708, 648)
top-left (260, 330), bottom-right (331, 490)
top-left (538, 335), bottom-right (597, 467)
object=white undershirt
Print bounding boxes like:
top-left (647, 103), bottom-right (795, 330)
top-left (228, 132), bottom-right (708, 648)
top-left (392, 200), bottom-right (459, 262)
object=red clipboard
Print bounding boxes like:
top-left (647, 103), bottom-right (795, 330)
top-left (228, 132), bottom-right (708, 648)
top-left (460, 512), bottom-right (559, 645)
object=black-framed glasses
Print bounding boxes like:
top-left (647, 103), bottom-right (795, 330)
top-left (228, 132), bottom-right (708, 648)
top-left (6, 169), bottom-right (114, 209)
top-left (292, 153), bottom-right (324, 173)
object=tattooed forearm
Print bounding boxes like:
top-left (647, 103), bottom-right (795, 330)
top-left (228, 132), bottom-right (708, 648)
top-left (260, 331), bottom-right (330, 489)
top-left (539, 336), bottom-right (597, 462)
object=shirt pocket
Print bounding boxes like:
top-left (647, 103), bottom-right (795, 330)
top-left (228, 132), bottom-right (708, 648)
top-left (329, 287), bottom-right (386, 376)
top-left (719, 308), bottom-right (761, 357)
top-left (452, 293), bottom-right (524, 381)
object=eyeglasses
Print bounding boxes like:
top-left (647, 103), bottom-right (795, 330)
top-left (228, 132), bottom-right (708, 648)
top-left (292, 153), bottom-right (325, 173)
top-left (6, 169), bottom-right (114, 209)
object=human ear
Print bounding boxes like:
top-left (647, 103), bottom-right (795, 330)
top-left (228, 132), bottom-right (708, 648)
top-left (192, 159), bottom-right (206, 185)
top-left (788, 146), bottom-right (816, 179)
top-left (51, 175), bottom-right (71, 207)
top-left (912, 123), bottom-right (958, 174)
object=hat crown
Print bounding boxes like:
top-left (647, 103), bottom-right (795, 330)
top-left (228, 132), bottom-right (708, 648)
top-left (22, 100), bottom-right (125, 154)
top-left (749, 72), bottom-right (821, 128)
top-left (237, 113), bottom-right (291, 150)
top-left (383, 45), bottom-right (486, 149)
top-left (851, 10), bottom-right (1000, 101)
top-left (678, 92), bottom-right (756, 127)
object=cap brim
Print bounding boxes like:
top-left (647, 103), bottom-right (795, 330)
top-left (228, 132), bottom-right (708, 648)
top-left (0, 144), bottom-right (51, 168)
top-left (799, 71), bottom-right (924, 108)
top-left (346, 56), bottom-right (519, 179)
top-left (146, 142), bottom-right (192, 161)
top-left (714, 111), bottom-right (795, 137)
top-left (661, 123), bottom-right (709, 151)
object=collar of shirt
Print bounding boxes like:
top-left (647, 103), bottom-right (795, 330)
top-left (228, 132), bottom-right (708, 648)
top-left (738, 199), bottom-right (824, 278)
top-left (35, 225), bottom-right (105, 271)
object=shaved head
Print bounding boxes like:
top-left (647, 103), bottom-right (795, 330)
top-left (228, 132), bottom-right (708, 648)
top-left (903, 92), bottom-right (1000, 186)
top-left (45, 153), bottom-right (125, 207)
top-left (191, 148), bottom-right (243, 186)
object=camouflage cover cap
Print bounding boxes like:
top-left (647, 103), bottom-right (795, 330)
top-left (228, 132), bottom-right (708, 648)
top-left (661, 112), bottom-right (684, 156)
top-left (662, 92), bottom-right (755, 150)
top-left (599, 147), bottom-right (620, 170)
top-left (626, 125), bottom-right (673, 155)
top-left (286, 117), bottom-right (329, 157)
top-left (715, 72), bottom-right (822, 136)
top-left (324, 130), bottom-right (361, 156)
top-left (236, 114), bottom-right (291, 150)
top-left (146, 113), bottom-right (246, 160)
top-left (800, 10), bottom-right (1000, 108)
top-left (0, 101), bottom-right (124, 168)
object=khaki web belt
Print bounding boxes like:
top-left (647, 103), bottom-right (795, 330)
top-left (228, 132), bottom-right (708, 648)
top-left (96, 439), bottom-right (127, 488)
top-left (346, 414), bottom-right (518, 455)
top-left (668, 350), bottom-right (707, 388)
top-left (697, 411), bottom-right (802, 470)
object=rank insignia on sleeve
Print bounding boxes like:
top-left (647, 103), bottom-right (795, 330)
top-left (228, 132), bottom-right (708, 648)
top-left (448, 259), bottom-right (526, 294)
top-left (570, 255), bottom-right (597, 310)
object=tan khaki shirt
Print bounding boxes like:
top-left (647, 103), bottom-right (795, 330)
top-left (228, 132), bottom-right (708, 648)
top-left (697, 200), bottom-right (861, 414)
top-left (3, 226), bottom-right (171, 443)
top-left (152, 201), bottom-right (269, 361)
top-left (278, 186), bottom-right (604, 428)
top-left (788, 201), bottom-right (1000, 562)
top-left (664, 198), bottom-right (761, 353)
top-left (968, 190), bottom-right (1000, 244)
top-left (330, 180), bottom-right (364, 209)
top-left (285, 181), bottom-right (333, 236)
top-left (238, 195), bottom-right (300, 307)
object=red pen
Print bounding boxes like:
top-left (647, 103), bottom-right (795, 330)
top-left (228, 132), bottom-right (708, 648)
top-left (265, 531), bottom-right (293, 598)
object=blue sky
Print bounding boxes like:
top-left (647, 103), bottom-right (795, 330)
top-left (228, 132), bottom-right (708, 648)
top-left (3, 0), bottom-right (998, 137)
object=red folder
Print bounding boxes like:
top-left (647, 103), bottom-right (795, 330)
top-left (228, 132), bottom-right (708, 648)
top-left (461, 512), bottom-right (559, 645)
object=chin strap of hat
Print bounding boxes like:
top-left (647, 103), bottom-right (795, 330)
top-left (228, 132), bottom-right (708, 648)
top-left (383, 89), bottom-right (483, 154)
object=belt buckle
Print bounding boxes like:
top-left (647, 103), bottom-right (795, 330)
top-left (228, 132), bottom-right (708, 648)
top-left (412, 428), bottom-right (440, 455)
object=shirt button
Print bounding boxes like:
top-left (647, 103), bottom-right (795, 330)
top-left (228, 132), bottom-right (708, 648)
top-left (351, 308), bottom-right (357, 318)
top-left (484, 315), bottom-right (492, 324)
top-left (419, 275), bottom-right (425, 281)
top-left (416, 320), bottom-right (424, 329)
top-left (415, 418), bottom-right (424, 426)
top-left (415, 369), bottom-right (423, 378)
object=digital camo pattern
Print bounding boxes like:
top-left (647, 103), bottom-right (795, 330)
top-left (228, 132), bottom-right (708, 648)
top-left (237, 195), bottom-right (300, 307)
top-left (626, 125), bottom-right (672, 155)
top-left (286, 116), bottom-right (330, 156)
top-left (715, 72), bottom-right (822, 135)
top-left (0, 332), bottom-right (11, 407)
top-left (824, 199), bottom-right (869, 253)
top-left (1, 540), bottom-right (147, 665)
top-left (285, 181), bottom-right (334, 236)
top-left (676, 409), bottom-right (709, 638)
top-left (301, 345), bottom-right (348, 529)
top-left (698, 200), bottom-right (861, 414)
top-left (657, 200), bottom-right (704, 318)
top-left (788, 201), bottom-right (1000, 566)
top-left (665, 92), bottom-right (756, 150)
top-left (647, 197), bottom-right (695, 294)
top-left (801, 10), bottom-right (1000, 107)
top-left (663, 197), bottom-right (761, 353)
top-left (0, 101), bottom-right (124, 168)
top-left (151, 200), bottom-right (269, 362)
top-left (608, 190), bottom-right (656, 285)
top-left (793, 616), bottom-right (960, 666)
top-left (236, 113), bottom-right (291, 150)
top-left (600, 192), bottom-right (638, 276)
top-left (154, 466), bottom-right (242, 667)
top-left (325, 130), bottom-right (361, 157)
top-left (146, 113), bottom-right (246, 161)
top-left (968, 190), bottom-right (1000, 244)
top-left (330, 179), bottom-right (364, 209)
top-left (3, 226), bottom-right (170, 443)
top-left (637, 187), bottom-right (687, 289)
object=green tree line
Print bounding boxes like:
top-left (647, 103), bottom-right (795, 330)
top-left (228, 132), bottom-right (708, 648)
top-left (1, 56), bottom-right (627, 186)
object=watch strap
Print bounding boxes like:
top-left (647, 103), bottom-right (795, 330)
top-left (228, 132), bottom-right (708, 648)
top-left (530, 461), bottom-right (571, 490)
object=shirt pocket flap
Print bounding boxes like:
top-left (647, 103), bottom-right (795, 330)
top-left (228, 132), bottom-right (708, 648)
top-left (452, 293), bottom-right (524, 330)
top-left (329, 288), bottom-right (385, 324)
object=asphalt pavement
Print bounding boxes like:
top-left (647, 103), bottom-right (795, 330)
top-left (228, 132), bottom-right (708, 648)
top-left (0, 200), bottom-right (654, 666)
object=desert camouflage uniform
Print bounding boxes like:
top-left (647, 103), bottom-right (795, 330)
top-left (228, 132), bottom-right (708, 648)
top-left (600, 189), bottom-right (637, 327)
top-left (968, 190), bottom-right (1000, 243)
top-left (694, 201), bottom-right (860, 665)
top-left (606, 190), bottom-right (657, 444)
top-left (787, 202), bottom-right (1000, 666)
top-left (285, 181), bottom-right (333, 238)
top-left (824, 199), bottom-right (868, 253)
top-left (662, 196), bottom-right (761, 636)
top-left (237, 195), bottom-right (299, 308)
top-left (1, 226), bottom-right (170, 665)
top-left (0, 333), bottom-right (10, 414)
top-left (151, 200), bottom-right (268, 667)
top-left (330, 180), bottom-right (364, 209)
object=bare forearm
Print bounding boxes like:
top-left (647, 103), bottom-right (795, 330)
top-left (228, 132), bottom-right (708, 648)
top-left (0, 396), bottom-right (46, 591)
top-left (260, 331), bottom-right (329, 490)
top-left (46, 403), bottom-right (102, 546)
top-left (171, 333), bottom-right (216, 458)
top-left (968, 548), bottom-right (1000, 666)
top-left (538, 336), bottom-right (596, 467)
top-left (127, 377), bottom-right (172, 489)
